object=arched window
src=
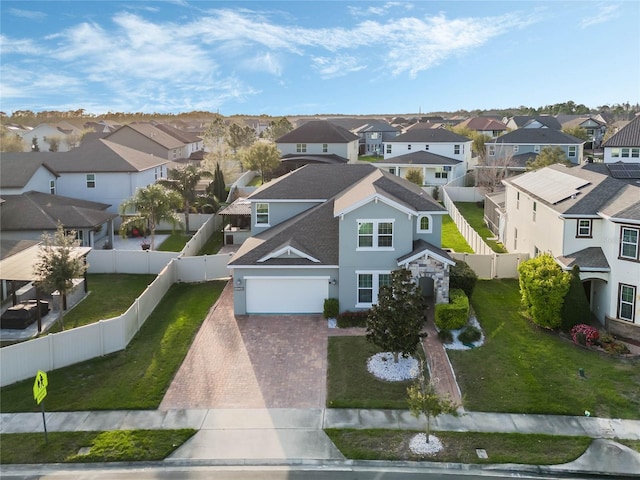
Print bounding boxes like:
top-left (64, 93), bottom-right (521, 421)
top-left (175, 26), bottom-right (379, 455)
top-left (417, 215), bottom-right (432, 233)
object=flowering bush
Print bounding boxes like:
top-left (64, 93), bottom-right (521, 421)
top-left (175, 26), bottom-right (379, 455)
top-left (571, 324), bottom-right (599, 347)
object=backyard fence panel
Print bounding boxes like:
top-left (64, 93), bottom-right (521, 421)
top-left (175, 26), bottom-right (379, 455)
top-left (50, 323), bottom-right (102, 370)
top-left (0, 336), bottom-right (51, 387)
top-left (100, 317), bottom-right (127, 355)
top-left (451, 253), bottom-right (493, 279)
top-left (176, 255), bottom-right (231, 283)
top-left (445, 186), bottom-right (485, 202)
top-left (136, 271), bottom-right (173, 326)
top-left (87, 250), bottom-right (117, 273)
top-left (494, 253), bottom-right (528, 278)
top-left (122, 301), bottom-right (140, 345)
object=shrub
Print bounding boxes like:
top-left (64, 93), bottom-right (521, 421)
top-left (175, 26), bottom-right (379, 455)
top-left (518, 254), bottom-right (570, 330)
top-left (598, 333), bottom-right (615, 345)
top-left (435, 289), bottom-right (469, 330)
top-left (438, 329), bottom-right (453, 344)
top-left (458, 325), bottom-right (482, 344)
top-left (571, 324), bottom-right (599, 347)
top-left (449, 260), bottom-right (478, 298)
top-left (323, 298), bottom-right (339, 319)
top-left (603, 341), bottom-right (630, 355)
top-left (336, 310), bottom-right (369, 328)
top-left (561, 265), bottom-right (592, 332)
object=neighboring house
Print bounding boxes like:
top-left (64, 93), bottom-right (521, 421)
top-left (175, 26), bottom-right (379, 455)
top-left (18, 121), bottom-right (82, 152)
top-left (0, 191), bottom-right (117, 248)
top-left (84, 120), bottom-right (122, 134)
top-left (485, 129), bottom-right (585, 166)
top-left (228, 164), bottom-right (454, 315)
top-left (457, 117), bottom-right (508, 138)
top-left (602, 115), bottom-right (640, 163)
top-left (326, 118), bottom-right (400, 155)
top-left (1, 134), bottom-right (171, 215)
top-left (380, 128), bottom-right (472, 185)
top-left (556, 114), bottom-right (607, 149)
top-left (105, 122), bottom-right (203, 161)
top-left (502, 163), bottom-right (640, 340)
top-left (503, 115), bottom-right (562, 130)
top-left (275, 120), bottom-right (360, 172)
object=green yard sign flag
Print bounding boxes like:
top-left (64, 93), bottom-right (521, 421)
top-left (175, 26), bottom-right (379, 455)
top-left (33, 370), bottom-right (48, 404)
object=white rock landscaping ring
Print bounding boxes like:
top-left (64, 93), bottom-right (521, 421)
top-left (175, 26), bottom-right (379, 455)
top-left (366, 352), bottom-right (420, 381)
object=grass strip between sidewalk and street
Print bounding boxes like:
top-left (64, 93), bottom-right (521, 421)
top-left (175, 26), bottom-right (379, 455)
top-left (327, 336), bottom-right (426, 409)
top-left (0, 281), bottom-right (225, 412)
top-left (325, 429), bottom-right (592, 464)
top-left (448, 279), bottom-right (640, 418)
top-left (0, 429), bottom-right (196, 464)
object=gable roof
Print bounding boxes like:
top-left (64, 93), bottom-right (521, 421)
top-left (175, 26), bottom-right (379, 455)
top-left (458, 117), bottom-right (507, 132)
top-left (375, 150), bottom-right (462, 166)
top-left (107, 123), bottom-right (184, 150)
top-left (556, 247), bottom-right (610, 272)
top-left (154, 123), bottom-right (202, 144)
top-left (488, 128), bottom-right (584, 145)
top-left (602, 115), bottom-right (640, 147)
top-left (389, 128), bottom-right (470, 143)
top-left (397, 239), bottom-right (455, 267)
top-left (556, 114), bottom-right (606, 129)
top-left (0, 191), bottom-right (117, 231)
top-left (276, 120), bottom-right (359, 144)
top-left (0, 156), bottom-right (59, 189)
top-left (509, 115), bottom-right (562, 130)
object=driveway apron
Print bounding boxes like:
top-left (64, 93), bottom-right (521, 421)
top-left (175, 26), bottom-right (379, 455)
top-left (160, 282), bottom-right (327, 410)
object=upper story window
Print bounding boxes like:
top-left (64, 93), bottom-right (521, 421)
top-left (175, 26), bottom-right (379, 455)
top-left (172, 149), bottom-right (178, 159)
top-left (386, 144), bottom-right (392, 154)
top-left (357, 220), bottom-right (394, 249)
top-left (632, 148), bottom-right (640, 158)
top-left (86, 174), bottom-right (96, 188)
top-left (532, 201), bottom-right (537, 222)
top-left (516, 191), bottom-right (520, 210)
top-left (417, 215), bottom-right (432, 233)
top-left (513, 145), bottom-right (519, 153)
top-left (611, 148), bottom-right (620, 158)
top-left (322, 143), bottom-right (328, 153)
top-left (488, 145), bottom-right (495, 156)
top-left (296, 143), bottom-right (307, 153)
top-left (620, 226), bottom-right (639, 260)
top-left (256, 203), bottom-right (269, 226)
top-left (454, 144), bottom-right (460, 155)
top-left (49, 180), bottom-right (55, 195)
top-left (407, 144), bottom-right (412, 151)
top-left (370, 132), bottom-right (379, 139)
top-left (425, 144), bottom-right (429, 151)
top-left (618, 284), bottom-right (636, 322)
top-left (568, 146), bottom-right (577, 158)
top-left (577, 219), bottom-right (592, 238)
top-left (534, 145), bottom-right (541, 153)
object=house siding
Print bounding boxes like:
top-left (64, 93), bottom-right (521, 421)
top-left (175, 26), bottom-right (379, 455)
top-left (384, 141), bottom-right (471, 164)
top-left (250, 200), bottom-right (322, 235)
top-left (277, 141), bottom-right (359, 163)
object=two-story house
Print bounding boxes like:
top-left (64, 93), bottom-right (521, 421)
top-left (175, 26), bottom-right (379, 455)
top-left (373, 128), bottom-right (472, 186)
top-left (602, 114), bottom-right (640, 163)
top-left (557, 114), bottom-right (607, 149)
top-left (457, 117), bottom-right (508, 138)
top-left (19, 121), bottom-right (83, 152)
top-left (502, 115), bottom-right (562, 130)
top-left (486, 129), bottom-right (585, 167)
top-left (502, 163), bottom-right (640, 340)
top-left (275, 120), bottom-right (359, 173)
top-left (228, 164), bottom-right (454, 315)
top-left (105, 123), bottom-right (203, 161)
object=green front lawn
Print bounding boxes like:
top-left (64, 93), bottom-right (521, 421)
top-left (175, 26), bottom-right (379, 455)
top-left (50, 274), bottom-right (156, 332)
top-left (325, 429), bottom-right (591, 464)
top-left (327, 336), bottom-right (426, 409)
top-left (454, 202), bottom-right (507, 253)
top-left (441, 214), bottom-right (473, 253)
top-left (448, 280), bottom-right (640, 418)
top-left (0, 429), bottom-right (195, 464)
top-left (0, 281), bottom-right (225, 412)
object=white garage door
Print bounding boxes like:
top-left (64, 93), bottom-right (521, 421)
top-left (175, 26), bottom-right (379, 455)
top-left (245, 277), bottom-right (329, 314)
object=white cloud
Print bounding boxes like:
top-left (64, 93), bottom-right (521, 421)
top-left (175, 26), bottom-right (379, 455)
top-left (580, 4), bottom-right (620, 28)
top-left (8, 8), bottom-right (46, 20)
top-left (348, 2), bottom-right (413, 18)
top-left (240, 52), bottom-right (283, 76)
top-left (0, 35), bottom-right (42, 55)
top-left (311, 55), bottom-right (366, 79)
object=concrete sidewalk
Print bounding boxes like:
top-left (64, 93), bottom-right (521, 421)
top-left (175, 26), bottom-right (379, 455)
top-left (3, 408), bottom-right (640, 471)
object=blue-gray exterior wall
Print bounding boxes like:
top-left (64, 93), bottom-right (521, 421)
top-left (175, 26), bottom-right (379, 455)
top-left (251, 200), bottom-right (322, 235)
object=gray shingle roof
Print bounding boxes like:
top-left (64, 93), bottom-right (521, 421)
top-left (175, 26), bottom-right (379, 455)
top-left (0, 155), bottom-right (59, 189)
top-left (389, 128), bottom-right (470, 143)
top-left (602, 115), bottom-right (640, 147)
top-left (276, 120), bottom-right (359, 144)
top-left (397, 239), bottom-right (454, 265)
top-left (510, 115), bottom-right (562, 130)
top-left (0, 239), bottom-right (40, 260)
top-left (154, 123), bottom-right (202, 144)
top-left (488, 128), bottom-right (584, 145)
top-left (458, 117), bottom-right (507, 131)
top-left (280, 153), bottom-right (348, 165)
top-left (556, 247), bottom-right (610, 271)
top-left (375, 151), bottom-right (461, 166)
top-left (109, 123), bottom-right (184, 150)
top-left (0, 191), bottom-right (117, 231)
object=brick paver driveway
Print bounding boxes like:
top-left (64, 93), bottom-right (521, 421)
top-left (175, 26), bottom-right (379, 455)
top-left (160, 282), bottom-right (328, 410)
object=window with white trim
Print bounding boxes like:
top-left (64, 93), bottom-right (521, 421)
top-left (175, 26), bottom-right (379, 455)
top-left (534, 145), bottom-right (541, 153)
top-left (322, 143), bottom-right (328, 153)
top-left (513, 145), bottom-right (519, 153)
top-left (417, 215), bottom-right (432, 233)
top-left (611, 148), bottom-right (620, 158)
top-left (577, 219), bottom-right (592, 238)
top-left (407, 144), bottom-right (412, 151)
top-left (454, 144), bottom-right (460, 155)
top-left (568, 146), bottom-right (577, 158)
top-left (386, 144), bottom-right (391, 154)
top-left (488, 145), bottom-right (495, 156)
top-left (86, 174), bottom-right (96, 188)
top-left (357, 220), bottom-right (394, 249)
top-left (532, 201), bottom-right (537, 222)
top-left (632, 148), bottom-right (640, 158)
top-left (256, 203), bottom-right (269, 225)
top-left (620, 226), bottom-right (639, 260)
top-left (425, 144), bottom-right (429, 151)
top-left (296, 143), bottom-right (307, 153)
top-left (516, 191), bottom-right (520, 210)
top-left (357, 271), bottom-right (391, 306)
top-left (49, 180), bottom-right (55, 194)
top-left (622, 148), bottom-right (630, 158)
top-left (618, 284), bottom-right (636, 322)
top-left (513, 227), bottom-right (518, 250)
top-left (435, 167), bottom-right (448, 179)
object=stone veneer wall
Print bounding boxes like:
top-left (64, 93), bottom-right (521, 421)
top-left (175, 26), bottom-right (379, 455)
top-left (407, 256), bottom-right (450, 304)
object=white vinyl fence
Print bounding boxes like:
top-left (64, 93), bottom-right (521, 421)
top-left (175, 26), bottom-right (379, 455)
top-left (450, 252), bottom-right (529, 279)
top-left (1, 216), bottom-right (230, 387)
top-left (442, 186), bottom-right (493, 256)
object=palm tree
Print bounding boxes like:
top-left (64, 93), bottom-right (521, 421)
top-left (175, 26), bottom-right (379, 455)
top-left (119, 184), bottom-right (183, 249)
top-left (158, 165), bottom-right (212, 233)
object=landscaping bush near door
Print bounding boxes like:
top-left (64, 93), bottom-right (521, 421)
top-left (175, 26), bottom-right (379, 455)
top-left (435, 289), bottom-right (469, 330)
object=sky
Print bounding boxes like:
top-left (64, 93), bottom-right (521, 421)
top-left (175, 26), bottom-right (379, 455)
top-left (1, 1), bottom-right (639, 116)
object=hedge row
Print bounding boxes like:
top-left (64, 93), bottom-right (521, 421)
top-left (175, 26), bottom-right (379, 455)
top-left (435, 288), bottom-right (469, 330)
